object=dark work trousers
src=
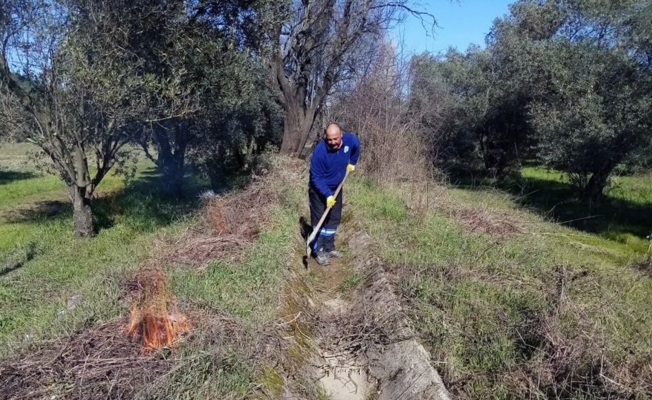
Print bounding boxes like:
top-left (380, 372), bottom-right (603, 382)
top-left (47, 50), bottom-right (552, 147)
top-left (309, 186), bottom-right (343, 254)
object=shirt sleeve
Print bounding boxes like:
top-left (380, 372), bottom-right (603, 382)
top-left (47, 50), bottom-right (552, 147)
top-left (348, 133), bottom-right (361, 166)
top-left (310, 149), bottom-right (333, 198)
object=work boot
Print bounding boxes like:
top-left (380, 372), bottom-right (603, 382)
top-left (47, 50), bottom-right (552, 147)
top-left (315, 251), bottom-right (330, 266)
top-left (327, 250), bottom-right (343, 258)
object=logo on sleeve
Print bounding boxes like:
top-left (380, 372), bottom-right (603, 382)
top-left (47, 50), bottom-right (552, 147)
top-left (344, 146), bottom-right (350, 153)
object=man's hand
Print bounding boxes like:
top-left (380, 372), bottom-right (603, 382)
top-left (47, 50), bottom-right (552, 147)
top-left (347, 163), bottom-right (355, 172)
top-left (326, 196), bottom-right (336, 208)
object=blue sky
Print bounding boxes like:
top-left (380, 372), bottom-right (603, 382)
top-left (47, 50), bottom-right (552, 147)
top-left (392, 0), bottom-right (515, 55)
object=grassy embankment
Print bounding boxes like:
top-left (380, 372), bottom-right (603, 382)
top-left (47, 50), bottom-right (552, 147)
top-left (0, 144), bottom-right (306, 398)
top-left (347, 166), bottom-right (652, 398)
top-left (2, 142), bottom-right (651, 398)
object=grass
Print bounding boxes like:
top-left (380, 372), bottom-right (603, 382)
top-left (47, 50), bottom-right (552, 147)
top-left (347, 174), bottom-right (652, 399)
top-left (505, 166), bottom-right (652, 251)
top-left (0, 144), bottom-right (306, 398)
top-left (0, 145), bottom-right (192, 351)
top-left (3, 140), bottom-right (652, 399)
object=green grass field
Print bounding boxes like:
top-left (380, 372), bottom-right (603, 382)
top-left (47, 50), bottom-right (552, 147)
top-left (348, 174), bottom-right (652, 398)
top-left (0, 143), bottom-right (185, 349)
top-left (510, 167), bottom-right (652, 250)
top-left (0, 144), bottom-right (305, 398)
top-left (1, 143), bottom-right (651, 399)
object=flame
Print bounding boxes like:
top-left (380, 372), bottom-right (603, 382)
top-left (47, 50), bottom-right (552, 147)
top-left (125, 268), bottom-right (190, 351)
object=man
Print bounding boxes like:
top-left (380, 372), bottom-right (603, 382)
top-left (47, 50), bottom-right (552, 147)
top-left (309, 123), bottom-right (360, 266)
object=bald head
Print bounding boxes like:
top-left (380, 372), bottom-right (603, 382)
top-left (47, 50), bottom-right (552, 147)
top-left (325, 123), bottom-right (343, 150)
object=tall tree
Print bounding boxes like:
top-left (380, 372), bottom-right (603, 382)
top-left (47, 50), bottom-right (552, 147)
top-left (126, 0), bottom-right (281, 195)
top-left (0, 0), bottom-right (194, 236)
top-left (411, 45), bottom-right (534, 176)
top-left (519, 0), bottom-right (652, 199)
top-left (244, 0), bottom-right (434, 156)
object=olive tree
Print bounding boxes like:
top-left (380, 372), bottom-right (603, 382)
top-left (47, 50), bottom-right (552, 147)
top-left (521, 0), bottom-right (652, 198)
top-left (0, 0), bottom-right (194, 236)
top-left (242, 0), bottom-right (435, 156)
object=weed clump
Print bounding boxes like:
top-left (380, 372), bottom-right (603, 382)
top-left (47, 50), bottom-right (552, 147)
top-left (448, 207), bottom-right (523, 237)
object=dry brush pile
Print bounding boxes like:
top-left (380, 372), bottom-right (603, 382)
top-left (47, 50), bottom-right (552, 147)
top-left (0, 155), bottom-right (310, 399)
top-left (166, 156), bottom-right (306, 269)
top-left (0, 267), bottom-right (186, 400)
top-left (0, 320), bottom-right (172, 400)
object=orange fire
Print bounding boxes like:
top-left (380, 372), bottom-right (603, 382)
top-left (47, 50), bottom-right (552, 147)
top-left (125, 268), bottom-right (190, 351)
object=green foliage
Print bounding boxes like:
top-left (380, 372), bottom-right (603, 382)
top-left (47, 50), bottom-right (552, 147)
top-left (116, 1), bottom-right (285, 195)
top-left (526, 0), bottom-right (652, 198)
top-left (415, 0), bottom-right (652, 200)
top-left (349, 175), bottom-right (652, 398)
top-left (410, 45), bottom-right (532, 176)
top-left (187, 59), bottom-right (284, 191)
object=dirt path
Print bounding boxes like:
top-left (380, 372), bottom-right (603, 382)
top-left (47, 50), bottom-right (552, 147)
top-left (308, 258), bottom-right (372, 399)
top-left (284, 230), bottom-right (451, 400)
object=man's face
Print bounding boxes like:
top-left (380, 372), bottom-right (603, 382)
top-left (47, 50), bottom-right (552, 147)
top-left (325, 127), bottom-right (342, 150)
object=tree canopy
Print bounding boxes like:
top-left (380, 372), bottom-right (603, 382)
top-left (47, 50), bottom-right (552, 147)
top-left (412, 0), bottom-right (652, 199)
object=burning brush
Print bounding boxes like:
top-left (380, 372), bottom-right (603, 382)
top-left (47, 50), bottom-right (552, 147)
top-left (125, 268), bottom-right (190, 351)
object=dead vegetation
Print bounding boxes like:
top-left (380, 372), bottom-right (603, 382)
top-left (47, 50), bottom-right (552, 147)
top-left (125, 268), bottom-right (190, 352)
top-left (0, 266), bottom-right (192, 399)
top-left (446, 206), bottom-right (524, 237)
top-left (165, 179), bottom-right (277, 268)
top-left (395, 261), bottom-right (652, 399)
top-left (523, 265), bottom-right (652, 398)
top-left (392, 180), bottom-right (525, 239)
top-left (0, 320), bottom-right (172, 400)
top-left (0, 265), bottom-right (293, 400)
top-left (635, 256), bottom-right (652, 275)
top-left (0, 309), bottom-right (285, 400)
top-left (314, 268), bottom-right (410, 366)
top-left (165, 156), bottom-right (306, 269)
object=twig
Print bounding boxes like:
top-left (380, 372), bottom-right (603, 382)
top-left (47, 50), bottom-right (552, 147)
top-left (277, 312), bottom-right (302, 327)
top-left (558, 215), bottom-right (601, 225)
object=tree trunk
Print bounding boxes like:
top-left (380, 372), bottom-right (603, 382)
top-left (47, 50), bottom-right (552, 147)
top-left (158, 149), bottom-right (186, 196)
top-left (69, 185), bottom-right (94, 237)
top-left (280, 98), bottom-right (318, 156)
top-left (280, 112), bottom-right (306, 155)
top-left (582, 166), bottom-right (613, 202)
top-left (153, 124), bottom-right (187, 196)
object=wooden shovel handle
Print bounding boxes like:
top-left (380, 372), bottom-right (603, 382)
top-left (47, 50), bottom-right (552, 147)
top-left (306, 170), bottom-right (350, 246)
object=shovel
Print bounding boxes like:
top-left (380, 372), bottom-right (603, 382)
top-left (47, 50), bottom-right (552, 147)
top-left (303, 170), bottom-right (350, 268)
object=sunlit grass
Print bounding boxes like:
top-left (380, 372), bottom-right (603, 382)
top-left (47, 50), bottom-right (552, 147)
top-left (347, 174), bottom-right (652, 398)
top-left (3, 141), bottom-right (652, 398)
top-left (0, 145), bottom-right (304, 398)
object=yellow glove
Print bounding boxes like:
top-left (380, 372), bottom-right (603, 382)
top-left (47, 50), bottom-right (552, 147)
top-left (347, 163), bottom-right (355, 172)
top-left (326, 195), bottom-right (336, 208)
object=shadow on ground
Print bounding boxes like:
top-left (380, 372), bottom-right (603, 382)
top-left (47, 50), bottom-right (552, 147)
top-left (299, 216), bottom-right (311, 240)
top-left (92, 167), bottom-right (216, 233)
top-left (0, 170), bottom-right (36, 185)
top-left (2, 201), bottom-right (66, 224)
top-left (2, 167), bottom-right (212, 233)
top-left (449, 168), bottom-right (652, 243)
